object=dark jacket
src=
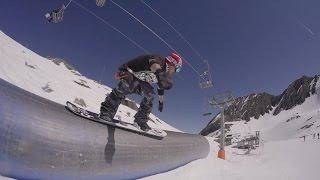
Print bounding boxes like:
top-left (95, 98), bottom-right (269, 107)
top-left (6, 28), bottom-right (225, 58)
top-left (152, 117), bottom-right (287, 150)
top-left (119, 54), bottom-right (173, 91)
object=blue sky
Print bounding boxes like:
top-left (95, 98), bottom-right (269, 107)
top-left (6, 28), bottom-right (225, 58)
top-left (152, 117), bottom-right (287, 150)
top-left (0, 0), bottom-right (319, 133)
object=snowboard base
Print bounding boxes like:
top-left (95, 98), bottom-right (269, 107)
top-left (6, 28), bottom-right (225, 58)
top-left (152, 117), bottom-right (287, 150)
top-left (65, 101), bottom-right (167, 138)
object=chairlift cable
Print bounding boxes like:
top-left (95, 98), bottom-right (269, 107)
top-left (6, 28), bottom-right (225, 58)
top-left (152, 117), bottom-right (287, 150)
top-left (139, 0), bottom-right (213, 87)
top-left (140, 0), bottom-right (214, 88)
top-left (65, 0), bottom-right (73, 9)
top-left (110, 0), bottom-right (202, 77)
top-left (58, 0), bottom-right (210, 87)
top-left (140, 0), bottom-right (207, 64)
top-left (71, 0), bottom-right (149, 53)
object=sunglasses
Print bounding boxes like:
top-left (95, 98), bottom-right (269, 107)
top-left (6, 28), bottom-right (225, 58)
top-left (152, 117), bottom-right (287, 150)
top-left (166, 61), bottom-right (182, 73)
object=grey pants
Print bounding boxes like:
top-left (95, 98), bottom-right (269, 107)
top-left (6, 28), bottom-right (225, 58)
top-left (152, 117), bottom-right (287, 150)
top-left (100, 73), bottom-right (154, 123)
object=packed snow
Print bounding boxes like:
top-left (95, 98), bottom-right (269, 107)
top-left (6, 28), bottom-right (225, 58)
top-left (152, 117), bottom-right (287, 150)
top-left (0, 30), bottom-right (179, 132)
top-left (144, 136), bottom-right (320, 180)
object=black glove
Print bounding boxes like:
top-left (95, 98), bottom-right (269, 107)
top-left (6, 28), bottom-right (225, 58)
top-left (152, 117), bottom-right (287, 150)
top-left (158, 101), bottom-right (164, 112)
top-left (157, 88), bottom-right (164, 96)
top-left (155, 69), bottom-right (173, 90)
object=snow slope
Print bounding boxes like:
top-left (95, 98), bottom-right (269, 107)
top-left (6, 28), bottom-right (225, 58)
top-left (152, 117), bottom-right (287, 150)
top-left (144, 136), bottom-right (320, 180)
top-left (0, 30), bottom-right (179, 132)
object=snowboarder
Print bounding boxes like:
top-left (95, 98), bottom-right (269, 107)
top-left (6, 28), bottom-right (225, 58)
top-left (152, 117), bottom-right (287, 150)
top-left (318, 133), bottom-right (319, 139)
top-left (99, 53), bottom-right (182, 131)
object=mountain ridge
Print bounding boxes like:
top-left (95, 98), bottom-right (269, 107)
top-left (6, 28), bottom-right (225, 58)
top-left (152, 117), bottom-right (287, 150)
top-left (200, 75), bottom-right (320, 136)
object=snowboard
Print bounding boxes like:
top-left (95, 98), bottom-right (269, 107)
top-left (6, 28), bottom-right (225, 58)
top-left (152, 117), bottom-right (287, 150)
top-left (65, 101), bottom-right (167, 138)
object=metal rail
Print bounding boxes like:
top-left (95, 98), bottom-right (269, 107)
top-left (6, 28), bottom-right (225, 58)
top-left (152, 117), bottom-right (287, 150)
top-left (0, 79), bottom-right (209, 179)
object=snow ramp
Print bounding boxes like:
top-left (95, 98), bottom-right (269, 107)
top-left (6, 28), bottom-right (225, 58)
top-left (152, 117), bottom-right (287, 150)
top-left (0, 79), bottom-right (209, 179)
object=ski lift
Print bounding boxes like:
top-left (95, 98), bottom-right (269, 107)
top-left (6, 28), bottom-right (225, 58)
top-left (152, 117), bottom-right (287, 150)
top-left (199, 60), bottom-right (213, 89)
top-left (45, 4), bottom-right (66, 23)
top-left (203, 112), bottom-right (212, 116)
top-left (209, 91), bottom-right (235, 108)
top-left (96, 0), bottom-right (106, 7)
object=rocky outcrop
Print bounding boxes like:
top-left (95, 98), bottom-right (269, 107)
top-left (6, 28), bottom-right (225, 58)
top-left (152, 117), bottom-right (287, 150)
top-left (47, 57), bottom-right (77, 71)
top-left (200, 93), bottom-right (276, 136)
top-left (273, 75), bottom-right (319, 115)
top-left (200, 75), bottom-right (319, 136)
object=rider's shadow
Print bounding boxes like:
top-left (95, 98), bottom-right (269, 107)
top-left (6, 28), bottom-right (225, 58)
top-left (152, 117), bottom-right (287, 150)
top-left (104, 125), bottom-right (115, 165)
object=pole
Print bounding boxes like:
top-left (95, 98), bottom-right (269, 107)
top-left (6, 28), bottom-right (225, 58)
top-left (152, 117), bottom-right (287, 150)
top-left (209, 92), bottom-right (234, 160)
top-left (218, 107), bottom-right (226, 160)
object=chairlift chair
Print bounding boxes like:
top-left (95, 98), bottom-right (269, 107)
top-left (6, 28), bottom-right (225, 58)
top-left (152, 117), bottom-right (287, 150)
top-left (96, 0), bottom-right (106, 7)
top-left (209, 91), bottom-right (235, 109)
top-left (199, 70), bottom-right (213, 89)
top-left (46, 4), bottom-right (66, 23)
top-left (199, 60), bottom-right (213, 89)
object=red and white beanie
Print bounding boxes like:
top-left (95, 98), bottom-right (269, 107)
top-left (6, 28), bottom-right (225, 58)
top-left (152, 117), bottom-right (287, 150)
top-left (165, 52), bottom-right (183, 71)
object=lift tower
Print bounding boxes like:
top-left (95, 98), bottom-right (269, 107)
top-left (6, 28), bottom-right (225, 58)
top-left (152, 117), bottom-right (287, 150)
top-left (209, 92), bottom-right (235, 160)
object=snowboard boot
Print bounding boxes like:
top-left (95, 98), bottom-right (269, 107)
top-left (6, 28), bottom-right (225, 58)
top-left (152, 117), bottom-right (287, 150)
top-left (133, 96), bottom-right (154, 131)
top-left (133, 120), bottom-right (151, 132)
top-left (99, 88), bottom-right (126, 122)
top-left (99, 99), bottom-right (117, 122)
top-left (99, 111), bottom-right (114, 122)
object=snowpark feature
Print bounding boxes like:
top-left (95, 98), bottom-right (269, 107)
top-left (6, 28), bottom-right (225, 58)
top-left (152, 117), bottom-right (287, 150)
top-left (0, 79), bottom-right (209, 179)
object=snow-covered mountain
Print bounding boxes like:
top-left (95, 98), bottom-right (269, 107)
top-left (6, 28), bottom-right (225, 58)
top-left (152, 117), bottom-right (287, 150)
top-left (201, 75), bottom-right (320, 142)
top-left (0, 30), bottom-right (180, 132)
